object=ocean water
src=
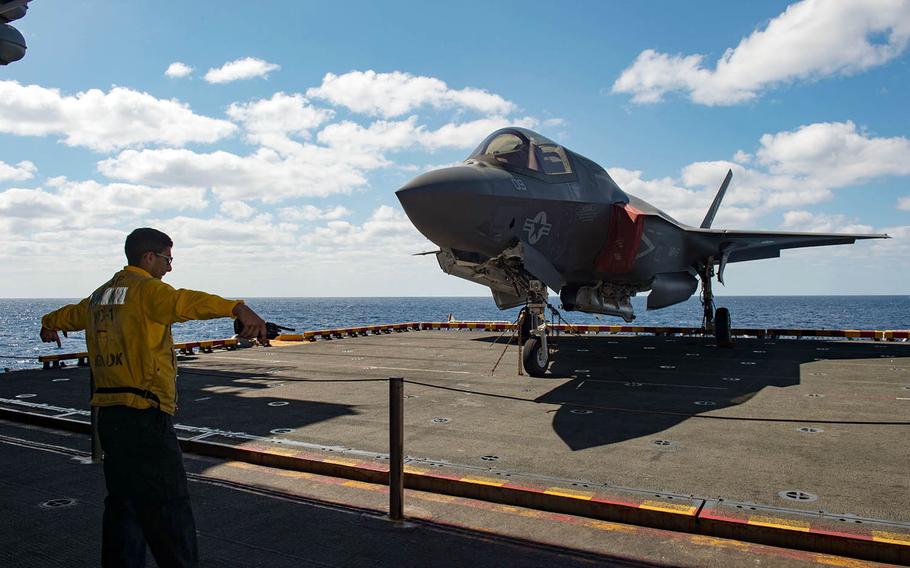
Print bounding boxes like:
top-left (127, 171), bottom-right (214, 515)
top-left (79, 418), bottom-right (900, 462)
top-left (1, 296), bottom-right (908, 372)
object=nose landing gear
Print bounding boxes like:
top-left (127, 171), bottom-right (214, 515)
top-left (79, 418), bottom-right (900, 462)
top-left (519, 281), bottom-right (551, 376)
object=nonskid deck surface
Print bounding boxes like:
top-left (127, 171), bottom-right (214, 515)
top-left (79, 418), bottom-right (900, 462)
top-left (2, 331), bottom-right (909, 545)
top-left (6, 421), bottom-right (887, 568)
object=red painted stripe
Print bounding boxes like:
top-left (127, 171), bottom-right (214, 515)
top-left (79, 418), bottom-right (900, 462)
top-left (589, 496), bottom-right (642, 508)
top-left (698, 511), bottom-right (745, 523)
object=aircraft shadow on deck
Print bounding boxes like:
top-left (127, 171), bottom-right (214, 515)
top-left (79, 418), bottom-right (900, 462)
top-left (477, 334), bottom-right (907, 450)
top-left (174, 365), bottom-right (359, 439)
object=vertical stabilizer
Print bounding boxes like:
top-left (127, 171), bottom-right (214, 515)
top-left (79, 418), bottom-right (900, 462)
top-left (700, 169), bottom-right (733, 229)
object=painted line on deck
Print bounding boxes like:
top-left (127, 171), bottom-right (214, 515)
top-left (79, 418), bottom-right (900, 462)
top-left (362, 365), bottom-right (471, 375)
top-left (199, 356), bottom-right (289, 364)
top-left (585, 379), bottom-right (728, 391)
top-left (840, 380), bottom-right (909, 385)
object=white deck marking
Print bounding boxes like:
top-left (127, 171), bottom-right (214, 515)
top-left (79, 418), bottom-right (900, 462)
top-left (363, 365), bottom-right (471, 375)
top-left (198, 356), bottom-right (288, 364)
top-left (586, 379), bottom-right (727, 390)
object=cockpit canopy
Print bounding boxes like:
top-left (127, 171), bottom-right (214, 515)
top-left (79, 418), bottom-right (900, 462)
top-left (467, 128), bottom-right (574, 176)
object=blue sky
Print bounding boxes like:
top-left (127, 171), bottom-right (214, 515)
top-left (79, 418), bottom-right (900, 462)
top-left (2, 0), bottom-right (909, 298)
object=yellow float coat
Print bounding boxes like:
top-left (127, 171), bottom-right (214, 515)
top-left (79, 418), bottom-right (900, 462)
top-left (42, 266), bottom-right (240, 414)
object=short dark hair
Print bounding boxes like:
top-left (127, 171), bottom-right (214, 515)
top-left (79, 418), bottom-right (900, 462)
top-left (125, 228), bottom-right (173, 266)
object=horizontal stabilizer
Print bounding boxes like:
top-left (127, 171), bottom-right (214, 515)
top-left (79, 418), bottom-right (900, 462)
top-left (687, 228), bottom-right (889, 265)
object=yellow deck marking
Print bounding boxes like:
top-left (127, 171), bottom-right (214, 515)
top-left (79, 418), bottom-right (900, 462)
top-left (583, 519), bottom-right (637, 534)
top-left (747, 515), bottom-right (810, 532)
top-left (264, 447), bottom-right (299, 457)
top-left (460, 476), bottom-right (506, 487)
top-left (342, 480), bottom-right (380, 490)
top-left (276, 470), bottom-right (314, 480)
top-left (639, 501), bottom-right (697, 515)
top-left (403, 465), bottom-right (427, 475)
top-left (543, 487), bottom-right (594, 500)
top-left (412, 492), bottom-right (457, 505)
top-left (814, 554), bottom-right (874, 567)
top-left (872, 530), bottom-right (910, 545)
top-left (322, 457), bottom-right (361, 467)
top-left (688, 534), bottom-right (751, 549)
top-left (270, 340), bottom-right (306, 347)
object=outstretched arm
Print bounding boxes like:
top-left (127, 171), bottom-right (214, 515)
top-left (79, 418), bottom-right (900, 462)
top-left (40, 298), bottom-right (90, 347)
top-left (144, 279), bottom-right (269, 345)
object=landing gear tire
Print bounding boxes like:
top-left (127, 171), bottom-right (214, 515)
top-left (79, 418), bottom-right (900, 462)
top-left (714, 307), bottom-right (733, 348)
top-left (522, 337), bottom-right (549, 377)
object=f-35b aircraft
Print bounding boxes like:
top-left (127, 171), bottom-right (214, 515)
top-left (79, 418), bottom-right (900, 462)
top-left (395, 127), bottom-right (887, 376)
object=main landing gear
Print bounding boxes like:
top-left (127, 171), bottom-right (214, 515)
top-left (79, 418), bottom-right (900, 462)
top-left (519, 281), bottom-right (551, 376)
top-left (700, 263), bottom-right (734, 348)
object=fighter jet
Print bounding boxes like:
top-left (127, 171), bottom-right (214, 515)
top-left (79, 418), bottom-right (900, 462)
top-left (395, 127), bottom-right (888, 376)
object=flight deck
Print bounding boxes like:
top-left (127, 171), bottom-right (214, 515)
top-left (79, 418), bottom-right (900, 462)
top-left (1, 327), bottom-right (909, 566)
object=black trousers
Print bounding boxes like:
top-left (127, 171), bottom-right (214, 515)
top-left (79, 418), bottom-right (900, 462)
top-left (97, 405), bottom-right (198, 567)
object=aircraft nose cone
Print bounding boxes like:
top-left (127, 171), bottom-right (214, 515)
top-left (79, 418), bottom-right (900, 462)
top-left (396, 166), bottom-right (491, 248)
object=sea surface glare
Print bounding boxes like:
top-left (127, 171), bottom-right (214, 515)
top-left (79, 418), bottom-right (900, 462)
top-left (1, 296), bottom-right (908, 371)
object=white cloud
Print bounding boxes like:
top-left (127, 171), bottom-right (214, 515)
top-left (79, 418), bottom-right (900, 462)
top-left (781, 210), bottom-right (875, 234)
top-left (317, 115), bottom-right (537, 152)
top-left (226, 92), bottom-right (334, 150)
top-left (0, 81), bottom-right (237, 152)
top-left (98, 112), bottom-right (537, 205)
top-left (278, 205), bottom-right (352, 222)
top-left (732, 150), bottom-right (752, 164)
top-left (219, 200), bottom-right (257, 220)
top-left (0, 180), bottom-right (207, 239)
top-left (756, 121), bottom-right (910, 186)
top-left (607, 120), bottom-right (910, 227)
top-left (298, 205), bottom-right (425, 257)
top-left (612, 0), bottom-right (910, 105)
top-left (869, 225), bottom-right (909, 258)
top-left (165, 62), bottom-right (193, 78)
top-left (204, 57), bottom-right (280, 84)
top-left (0, 160), bottom-right (36, 182)
top-left (899, 196), bottom-right (910, 211)
top-left (97, 146), bottom-right (372, 203)
top-left (307, 70), bottom-right (516, 118)
top-left (154, 213), bottom-right (296, 247)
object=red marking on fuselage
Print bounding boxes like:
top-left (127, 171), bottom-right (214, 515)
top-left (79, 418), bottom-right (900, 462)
top-left (594, 203), bottom-right (646, 274)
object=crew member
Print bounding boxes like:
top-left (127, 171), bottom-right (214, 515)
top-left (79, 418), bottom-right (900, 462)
top-left (40, 227), bottom-right (268, 567)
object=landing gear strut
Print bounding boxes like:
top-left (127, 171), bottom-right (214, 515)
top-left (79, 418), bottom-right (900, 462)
top-left (700, 263), bottom-right (733, 348)
top-left (520, 281), bottom-right (551, 376)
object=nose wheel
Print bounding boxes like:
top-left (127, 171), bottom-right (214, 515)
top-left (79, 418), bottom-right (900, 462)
top-left (519, 281), bottom-right (551, 376)
top-left (522, 336), bottom-right (549, 376)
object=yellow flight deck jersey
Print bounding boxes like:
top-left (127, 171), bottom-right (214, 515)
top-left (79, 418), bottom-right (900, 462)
top-left (41, 266), bottom-right (242, 415)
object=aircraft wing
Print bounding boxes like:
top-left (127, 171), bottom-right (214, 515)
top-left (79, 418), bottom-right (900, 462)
top-left (700, 229), bottom-right (888, 263)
